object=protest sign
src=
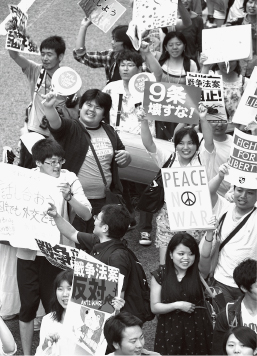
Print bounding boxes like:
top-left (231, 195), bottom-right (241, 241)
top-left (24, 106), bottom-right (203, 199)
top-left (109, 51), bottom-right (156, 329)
top-left (78, 0), bottom-right (126, 33)
top-left (0, 163), bottom-right (62, 250)
top-left (186, 72), bottom-right (227, 123)
top-left (143, 81), bottom-right (201, 124)
top-left (232, 67), bottom-right (257, 126)
top-left (5, 5), bottom-right (39, 54)
top-left (51, 67), bottom-right (82, 96)
top-left (63, 256), bottom-right (122, 355)
top-left (128, 72), bottom-right (156, 103)
top-left (162, 166), bottom-right (213, 231)
top-left (226, 128), bottom-right (257, 188)
top-left (36, 240), bottom-right (80, 270)
top-left (202, 25), bottom-right (251, 65)
top-left (127, 0), bottom-right (178, 50)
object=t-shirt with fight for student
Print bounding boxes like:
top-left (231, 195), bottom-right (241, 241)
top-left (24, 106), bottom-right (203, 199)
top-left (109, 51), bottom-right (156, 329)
top-left (77, 127), bottom-right (113, 199)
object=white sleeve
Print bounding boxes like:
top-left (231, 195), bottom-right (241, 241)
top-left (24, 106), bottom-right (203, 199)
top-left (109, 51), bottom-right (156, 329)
top-left (213, 194), bottom-right (230, 219)
top-left (66, 171), bottom-right (92, 212)
top-left (147, 143), bottom-right (174, 169)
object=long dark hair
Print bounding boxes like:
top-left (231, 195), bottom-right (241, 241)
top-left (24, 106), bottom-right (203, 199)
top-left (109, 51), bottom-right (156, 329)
top-left (211, 61), bottom-right (241, 76)
top-left (174, 126), bottom-right (200, 151)
top-left (223, 326), bottom-right (257, 354)
top-left (50, 269), bottom-right (73, 322)
top-left (162, 233), bottom-right (203, 304)
top-left (159, 31), bottom-right (191, 70)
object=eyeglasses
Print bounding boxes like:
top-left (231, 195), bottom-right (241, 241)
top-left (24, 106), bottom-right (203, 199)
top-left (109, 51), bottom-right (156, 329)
top-left (44, 159), bottom-right (66, 167)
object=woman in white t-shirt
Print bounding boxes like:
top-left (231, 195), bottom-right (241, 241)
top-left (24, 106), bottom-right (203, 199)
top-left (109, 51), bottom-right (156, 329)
top-left (140, 105), bottom-right (216, 263)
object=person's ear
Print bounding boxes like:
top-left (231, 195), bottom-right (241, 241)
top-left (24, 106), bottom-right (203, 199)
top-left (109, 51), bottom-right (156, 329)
top-left (102, 224), bottom-right (109, 233)
top-left (240, 285), bottom-right (247, 294)
top-left (169, 251), bottom-right (173, 260)
top-left (58, 53), bottom-right (64, 63)
top-left (113, 342), bottom-right (119, 350)
top-left (36, 160), bottom-right (42, 168)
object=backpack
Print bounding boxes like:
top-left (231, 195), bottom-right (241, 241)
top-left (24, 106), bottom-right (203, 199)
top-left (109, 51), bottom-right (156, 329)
top-left (100, 241), bottom-right (155, 323)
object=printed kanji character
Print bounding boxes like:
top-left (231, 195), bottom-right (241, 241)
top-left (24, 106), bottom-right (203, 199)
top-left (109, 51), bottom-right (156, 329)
top-left (74, 260), bottom-right (85, 277)
top-left (108, 266), bottom-right (119, 283)
top-left (30, 209), bottom-right (40, 222)
top-left (34, 192), bottom-right (45, 205)
top-left (195, 79), bottom-right (202, 87)
top-left (101, 5), bottom-right (109, 11)
top-left (166, 85), bottom-right (186, 104)
top-left (174, 106), bottom-right (188, 118)
top-left (88, 279), bottom-right (106, 300)
top-left (69, 248), bottom-right (79, 268)
top-left (212, 80), bottom-right (221, 89)
top-left (72, 276), bottom-right (86, 300)
top-left (36, 240), bottom-right (55, 258)
top-left (53, 245), bottom-right (71, 266)
top-left (96, 264), bottom-right (108, 280)
top-left (187, 79), bottom-right (195, 86)
top-left (85, 262), bottom-right (96, 279)
top-left (148, 102), bottom-right (162, 116)
top-left (162, 104), bottom-right (175, 116)
top-left (203, 80), bottom-right (212, 88)
top-left (110, 9), bottom-right (116, 16)
top-left (23, 207), bottom-right (30, 218)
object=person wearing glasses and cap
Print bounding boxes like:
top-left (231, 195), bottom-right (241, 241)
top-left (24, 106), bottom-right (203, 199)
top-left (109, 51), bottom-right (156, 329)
top-left (16, 137), bottom-right (92, 355)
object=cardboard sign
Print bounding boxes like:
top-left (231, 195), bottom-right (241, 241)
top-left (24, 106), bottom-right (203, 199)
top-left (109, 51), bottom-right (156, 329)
top-left (63, 256), bottom-right (122, 355)
top-left (232, 67), bottom-right (257, 126)
top-left (162, 166), bottom-right (213, 231)
top-left (36, 240), bottom-right (80, 270)
top-left (78, 0), bottom-right (126, 33)
top-left (0, 163), bottom-right (61, 250)
top-left (128, 72), bottom-right (156, 103)
top-left (143, 81), bottom-right (201, 123)
top-left (186, 72), bottom-right (227, 123)
top-left (226, 128), bottom-right (257, 188)
top-left (202, 25), bottom-right (251, 65)
top-left (5, 5), bottom-right (39, 54)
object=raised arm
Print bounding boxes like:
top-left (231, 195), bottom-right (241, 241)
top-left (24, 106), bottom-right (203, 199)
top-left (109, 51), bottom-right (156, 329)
top-left (47, 203), bottom-right (79, 243)
top-left (199, 105), bottom-right (214, 153)
top-left (8, 49), bottom-right (30, 71)
top-left (75, 17), bottom-right (92, 50)
top-left (176, 0), bottom-right (192, 29)
top-left (209, 163), bottom-right (229, 207)
top-left (139, 113), bottom-right (156, 153)
top-left (200, 53), bottom-right (212, 74)
top-left (139, 42), bottom-right (163, 82)
top-left (42, 92), bottom-right (62, 130)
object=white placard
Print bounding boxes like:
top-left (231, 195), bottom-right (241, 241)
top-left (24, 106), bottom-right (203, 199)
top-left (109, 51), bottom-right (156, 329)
top-left (232, 66), bottom-right (257, 125)
top-left (226, 128), bottom-right (257, 188)
top-left (162, 166), bottom-right (213, 231)
top-left (0, 163), bottom-right (62, 250)
top-left (202, 25), bottom-right (251, 65)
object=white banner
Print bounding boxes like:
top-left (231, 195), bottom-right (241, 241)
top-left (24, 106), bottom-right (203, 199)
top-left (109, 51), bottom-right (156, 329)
top-left (0, 163), bottom-right (62, 250)
top-left (162, 166), bottom-right (213, 231)
top-left (226, 128), bottom-right (257, 188)
top-left (202, 25), bottom-right (251, 65)
top-left (232, 66), bottom-right (257, 126)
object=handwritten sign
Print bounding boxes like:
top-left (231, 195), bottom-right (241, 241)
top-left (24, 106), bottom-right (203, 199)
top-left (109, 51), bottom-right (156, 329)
top-left (0, 163), bottom-right (61, 250)
top-left (186, 72), bottom-right (227, 123)
top-left (78, 0), bottom-right (126, 33)
top-left (36, 240), bottom-right (79, 270)
top-left (143, 81), bottom-right (201, 123)
top-left (232, 67), bottom-right (257, 126)
top-left (226, 129), bottom-right (257, 188)
top-left (162, 166), bottom-right (213, 231)
top-left (202, 25), bottom-right (251, 65)
top-left (63, 256), bottom-right (122, 355)
top-left (5, 5), bottom-right (39, 54)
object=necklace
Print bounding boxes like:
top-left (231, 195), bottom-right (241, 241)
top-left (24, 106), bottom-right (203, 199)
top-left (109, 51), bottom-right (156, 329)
top-left (166, 59), bottom-right (183, 84)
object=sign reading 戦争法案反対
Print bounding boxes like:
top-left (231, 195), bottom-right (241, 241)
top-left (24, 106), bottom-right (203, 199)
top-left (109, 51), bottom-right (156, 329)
top-left (143, 81), bottom-right (201, 124)
top-left (162, 166), bottom-right (213, 231)
top-left (226, 129), bottom-right (257, 188)
top-left (186, 72), bottom-right (227, 123)
top-left (78, 0), bottom-right (126, 33)
top-left (5, 5), bottom-right (39, 54)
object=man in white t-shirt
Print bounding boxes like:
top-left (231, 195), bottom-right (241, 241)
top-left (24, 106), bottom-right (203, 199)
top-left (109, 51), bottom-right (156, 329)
top-left (212, 259), bottom-right (257, 355)
top-left (209, 163), bottom-right (257, 303)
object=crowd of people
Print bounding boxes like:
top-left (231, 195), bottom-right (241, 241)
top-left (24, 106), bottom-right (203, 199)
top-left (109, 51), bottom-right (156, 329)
top-left (0, 0), bottom-right (257, 354)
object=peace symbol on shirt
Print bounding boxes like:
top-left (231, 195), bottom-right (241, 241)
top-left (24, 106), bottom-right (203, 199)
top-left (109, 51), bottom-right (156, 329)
top-left (181, 191), bottom-right (196, 206)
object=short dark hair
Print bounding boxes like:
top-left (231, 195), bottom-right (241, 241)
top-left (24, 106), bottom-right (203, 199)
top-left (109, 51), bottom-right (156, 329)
top-left (79, 89), bottom-right (112, 116)
top-left (50, 270), bottom-right (73, 322)
top-left (222, 326), bottom-right (257, 354)
top-left (112, 25), bottom-right (134, 51)
top-left (117, 50), bottom-right (143, 68)
top-left (31, 138), bottom-right (65, 163)
top-left (100, 204), bottom-right (131, 239)
top-left (40, 36), bottom-right (66, 56)
top-left (104, 312), bottom-right (143, 348)
top-left (243, 0), bottom-right (248, 12)
top-left (174, 126), bottom-right (200, 151)
top-left (233, 259), bottom-right (257, 293)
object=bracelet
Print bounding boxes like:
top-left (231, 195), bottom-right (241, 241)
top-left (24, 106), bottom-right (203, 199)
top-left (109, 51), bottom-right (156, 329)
top-left (64, 192), bottom-right (73, 202)
top-left (205, 236), bottom-right (213, 242)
